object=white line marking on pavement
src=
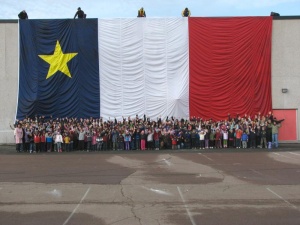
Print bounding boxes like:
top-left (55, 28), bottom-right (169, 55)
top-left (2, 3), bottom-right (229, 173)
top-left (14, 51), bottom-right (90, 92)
top-left (250, 169), bottom-right (264, 176)
top-left (149, 188), bottom-right (172, 196)
top-left (266, 187), bottom-right (298, 210)
top-left (47, 189), bottom-right (62, 198)
top-left (142, 186), bottom-right (173, 196)
top-left (288, 152), bottom-right (300, 156)
top-left (177, 186), bottom-right (197, 225)
top-left (162, 158), bottom-right (171, 166)
top-left (198, 153), bottom-right (213, 161)
top-left (63, 187), bottom-right (91, 225)
top-left (273, 152), bottom-right (296, 160)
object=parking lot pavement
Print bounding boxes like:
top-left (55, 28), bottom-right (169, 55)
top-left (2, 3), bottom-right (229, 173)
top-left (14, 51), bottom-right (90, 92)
top-left (0, 142), bottom-right (299, 154)
top-left (0, 146), bottom-right (299, 225)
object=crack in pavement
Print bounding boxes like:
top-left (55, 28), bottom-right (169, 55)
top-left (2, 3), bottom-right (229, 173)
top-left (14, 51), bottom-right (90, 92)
top-left (217, 170), bottom-right (226, 181)
top-left (120, 184), bottom-right (142, 225)
top-left (155, 218), bottom-right (162, 225)
top-left (222, 185), bottom-right (230, 192)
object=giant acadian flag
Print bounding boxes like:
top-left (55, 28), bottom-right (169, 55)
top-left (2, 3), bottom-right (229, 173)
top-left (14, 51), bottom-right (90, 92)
top-left (18, 19), bottom-right (100, 119)
top-left (17, 17), bottom-right (272, 120)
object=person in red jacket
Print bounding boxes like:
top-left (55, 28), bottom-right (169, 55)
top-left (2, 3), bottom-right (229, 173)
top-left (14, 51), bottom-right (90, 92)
top-left (33, 131), bottom-right (41, 153)
top-left (154, 128), bottom-right (161, 150)
top-left (102, 132), bottom-right (108, 151)
top-left (140, 130), bottom-right (147, 150)
top-left (235, 128), bottom-right (243, 148)
top-left (40, 131), bottom-right (46, 152)
top-left (171, 134), bottom-right (177, 150)
top-left (215, 129), bottom-right (222, 148)
top-left (92, 132), bottom-right (97, 151)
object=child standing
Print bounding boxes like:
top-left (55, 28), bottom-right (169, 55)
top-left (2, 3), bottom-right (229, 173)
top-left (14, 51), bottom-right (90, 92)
top-left (147, 129), bottom-right (153, 150)
top-left (140, 130), bottom-right (146, 150)
top-left (55, 131), bottom-right (63, 153)
top-left (33, 131), bottom-right (41, 153)
top-left (199, 131), bottom-right (205, 149)
top-left (241, 131), bottom-right (248, 149)
top-left (215, 129), bottom-right (222, 148)
top-left (92, 132), bottom-right (97, 151)
top-left (204, 129), bottom-right (210, 149)
top-left (209, 130), bottom-right (215, 149)
top-left (260, 126), bottom-right (267, 148)
top-left (228, 129), bottom-right (234, 148)
top-left (171, 134), bottom-right (177, 150)
top-left (40, 131), bottom-right (46, 152)
top-left (118, 133), bottom-right (124, 150)
top-left (223, 130), bottom-right (228, 148)
top-left (46, 132), bottom-right (53, 152)
top-left (124, 131), bottom-right (131, 150)
top-left (64, 133), bottom-right (70, 152)
top-left (235, 129), bottom-right (243, 148)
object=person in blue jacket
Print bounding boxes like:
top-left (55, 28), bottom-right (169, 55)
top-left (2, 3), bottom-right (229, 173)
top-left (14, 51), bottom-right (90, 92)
top-left (241, 131), bottom-right (248, 149)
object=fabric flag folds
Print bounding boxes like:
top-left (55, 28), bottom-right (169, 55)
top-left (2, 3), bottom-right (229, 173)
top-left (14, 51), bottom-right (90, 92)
top-left (17, 19), bottom-right (100, 119)
top-left (98, 18), bottom-right (189, 120)
top-left (17, 17), bottom-right (272, 121)
top-left (189, 17), bottom-right (272, 119)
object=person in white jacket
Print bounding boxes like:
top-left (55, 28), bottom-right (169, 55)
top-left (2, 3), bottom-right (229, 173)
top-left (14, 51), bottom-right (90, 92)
top-left (199, 130), bottom-right (205, 149)
top-left (223, 130), bottom-right (228, 148)
top-left (55, 131), bottom-right (63, 152)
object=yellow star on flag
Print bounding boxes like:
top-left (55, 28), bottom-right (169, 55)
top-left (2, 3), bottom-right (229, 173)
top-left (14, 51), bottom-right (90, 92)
top-left (39, 40), bottom-right (78, 79)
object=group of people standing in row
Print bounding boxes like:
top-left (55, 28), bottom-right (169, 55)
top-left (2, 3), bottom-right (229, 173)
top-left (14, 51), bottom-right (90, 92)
top-left (12, 111), bottom-right (283, 153)
top-left (18, 7), bottom-right (87, 19)
top-left (137, 7), bottom-right (191, 17)
top-left (18, 7), bottom-right (191, 19)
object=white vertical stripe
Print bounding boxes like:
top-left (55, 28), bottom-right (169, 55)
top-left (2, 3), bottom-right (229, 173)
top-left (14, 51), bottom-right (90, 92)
top-left (98, 18), bottom-right (189, 120)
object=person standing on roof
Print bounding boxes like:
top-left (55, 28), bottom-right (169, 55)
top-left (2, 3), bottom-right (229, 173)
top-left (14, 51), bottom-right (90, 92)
top-left (18, 10), bottom-right (28, 19)
top-left (74, 7), bottom-right (86, 19)
top-left (137, 7), bottom-right (146, 17)
top-left (182, 7), bottom-right (191, 17)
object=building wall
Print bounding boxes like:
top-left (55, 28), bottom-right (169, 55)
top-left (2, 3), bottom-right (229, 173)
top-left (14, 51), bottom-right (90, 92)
top-left (0, 22), bottom-right (18, 144)
top-left (0, 19), bottom-right (299, 143)
top-left (272, 19), bottom-right (300, 141)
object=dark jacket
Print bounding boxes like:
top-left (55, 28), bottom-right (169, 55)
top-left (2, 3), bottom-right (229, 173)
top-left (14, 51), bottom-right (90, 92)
top-left (74, 9), bottom-right (85, 19)
top-left (18, 11), bottom-right (28, 19)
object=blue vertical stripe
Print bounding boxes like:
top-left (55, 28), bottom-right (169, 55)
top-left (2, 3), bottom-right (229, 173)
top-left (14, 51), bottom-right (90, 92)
top-left (17, 19), bottom-right (100, 119)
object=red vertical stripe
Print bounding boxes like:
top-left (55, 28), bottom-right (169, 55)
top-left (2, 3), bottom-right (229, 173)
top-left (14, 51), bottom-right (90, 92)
top-left (189, 17), bottom-right (272, 120)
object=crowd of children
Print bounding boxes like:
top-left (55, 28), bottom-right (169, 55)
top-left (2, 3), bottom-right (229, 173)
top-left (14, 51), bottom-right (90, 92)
top-left (12, 112), bottom-right (283, 153)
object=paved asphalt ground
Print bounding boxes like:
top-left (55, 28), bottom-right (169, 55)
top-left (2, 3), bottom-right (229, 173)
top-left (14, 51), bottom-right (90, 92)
top-left (0, 144), bottom-right (300, 225)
